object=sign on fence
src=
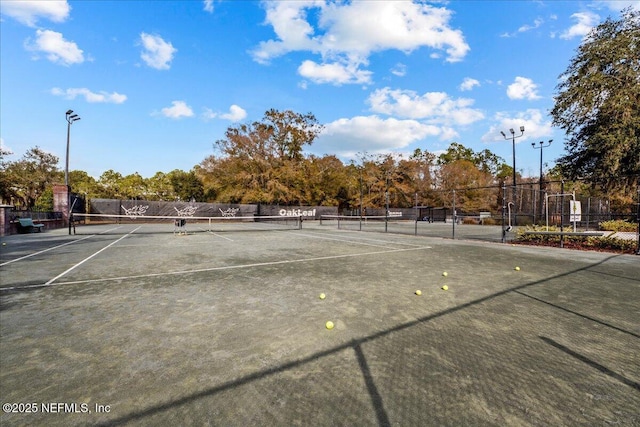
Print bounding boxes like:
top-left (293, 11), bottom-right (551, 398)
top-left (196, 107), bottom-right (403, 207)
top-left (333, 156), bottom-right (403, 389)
top-left (570, 200), bottom-right (582, 222)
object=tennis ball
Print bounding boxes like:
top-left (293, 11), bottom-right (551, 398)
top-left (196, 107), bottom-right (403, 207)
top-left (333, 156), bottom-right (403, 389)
top-left (442, 285), bottom-right (448, 291)
top-left (1, 242), bottom-right (5, 246)
top-left (515, 266), bottom-right (521, 271)
top-left (442, 272), bottom-right (448, 277)
top-left (319, 293), bottom-right (326, 300)
top-left (415, 290), bottom-right (422, 296)
top-left (325, 321), bottom-right (334, 330)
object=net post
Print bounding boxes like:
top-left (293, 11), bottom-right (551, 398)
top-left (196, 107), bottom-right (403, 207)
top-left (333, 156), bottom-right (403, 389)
top-left (298, 215), bottom-right (302, 230)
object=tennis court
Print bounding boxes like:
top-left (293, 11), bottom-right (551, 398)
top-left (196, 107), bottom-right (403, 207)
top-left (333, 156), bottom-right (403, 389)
top-left (1, 221), bottom-right (639, 426)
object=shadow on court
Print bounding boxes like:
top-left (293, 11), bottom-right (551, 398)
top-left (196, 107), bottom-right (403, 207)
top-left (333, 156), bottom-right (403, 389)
top-left (1, 227), bottom-right (639, 426)
top-left (91, 255), bottom-right (639, 426)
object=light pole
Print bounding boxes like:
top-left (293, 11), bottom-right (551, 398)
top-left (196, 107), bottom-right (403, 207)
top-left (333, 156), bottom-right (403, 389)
top-left (501, 126), bottom-right (524, 226)
top-left (65, 110), bottom-right (80, 234)
top-left (532, 139), bottom-right (552, 224)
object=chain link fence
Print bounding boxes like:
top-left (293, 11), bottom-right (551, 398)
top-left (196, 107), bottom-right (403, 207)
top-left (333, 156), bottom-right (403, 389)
top-left (328, 178), bottom-right (639, 253)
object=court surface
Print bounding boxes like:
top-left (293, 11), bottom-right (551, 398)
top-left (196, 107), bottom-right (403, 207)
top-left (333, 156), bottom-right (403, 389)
top-left (1, 222), bottom-right (639, 426)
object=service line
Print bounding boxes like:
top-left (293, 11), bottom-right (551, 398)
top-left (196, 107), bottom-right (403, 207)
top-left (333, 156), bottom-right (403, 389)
top-left (44, 226), bottom-right (140, 285)
top-left (0, 225), bottom-right (125, 267)
top-left (2, 244), bottom-right (431, 291)
top-left (292, 230), bottom-right (427, 249)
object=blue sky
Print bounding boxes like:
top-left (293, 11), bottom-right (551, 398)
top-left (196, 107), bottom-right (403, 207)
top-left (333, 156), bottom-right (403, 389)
top-left (1, 0), bottom-right (637, 179)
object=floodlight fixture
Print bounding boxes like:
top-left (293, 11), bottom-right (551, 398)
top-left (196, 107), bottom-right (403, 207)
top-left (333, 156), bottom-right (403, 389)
top-left (500, 125), bottom-right (526, 227)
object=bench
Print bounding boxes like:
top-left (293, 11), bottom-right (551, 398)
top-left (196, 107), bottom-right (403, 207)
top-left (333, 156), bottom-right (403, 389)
top-left (17, 218), bottom-right (45, 233)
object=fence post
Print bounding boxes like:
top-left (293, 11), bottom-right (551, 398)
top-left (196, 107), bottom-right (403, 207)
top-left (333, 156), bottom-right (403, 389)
top-left (636, 186), bottom-right (639, 255)
top-left (452, 190), bottom-right (456, 240)
top-left (501, 185), bottom-right (506, 243)
top-left (560, 180), bottom-right (565, 248)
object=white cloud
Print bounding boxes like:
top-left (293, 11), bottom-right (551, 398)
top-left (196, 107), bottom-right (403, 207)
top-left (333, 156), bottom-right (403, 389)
top-left (390, 63), bottom-right (407, 77)
top-left (203, 0), bottom-right (214, 13)
top-left (251, 1), bottom-right (469, 85)
top-left (0, 0), bottom-right (70, 27)
top-left (560, 12), bottom-right (599, 40)
top-left (507, 77), bottom-right (541, 100)
top-left (298, 60), bottom-right (372, 85)
top-left (0, 137), bottom-right (13, 156)
top-left (202, 105), bottom-right (247, 122)
top-left (459, 77), bottom-right (480, 92)
top-left (51, 88), bottom-right (127, 104)
top-left (482, 109), bottom-right (553, 143)
top-left (139, 32), bottom-right (177, 70)
top-left (593, 1), bottom-right (639, 12)
top-left (202, 108), bottom-right (217, 120)
top-left (501, 17), bottom-right (545, 38)
top-left (220, 105), bottom-right (247, 122)
top-left (25, 29), bottom-right (84, 66)
top-left (159, 101), bottom-right (194, 119)
top-left (367, 87), bottom-right (484, 126)
top-left (316, 115), bottom-right (441, 158)
top-left (518, 17), bottom-right (544, 33)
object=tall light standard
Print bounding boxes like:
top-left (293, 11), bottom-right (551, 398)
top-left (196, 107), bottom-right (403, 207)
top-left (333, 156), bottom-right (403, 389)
top-left (65, 110), bottom-right (81, 186)
top-left (501, 126), bottom-right (524, 226)
top-left (65, 110), bottom-right (80, 234)
top-left (532, 139), bottom-right (552, 223)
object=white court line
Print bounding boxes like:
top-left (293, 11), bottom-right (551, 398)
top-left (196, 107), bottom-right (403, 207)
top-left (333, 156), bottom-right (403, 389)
top-left (291, 232), bottom-right (402, 249)
top-left (1, 245), bottom-right (431, 291)
top-left (296, 230), bottom-right (425, 248)
top-left (0, 225), bottom-right (124, 267)
top-left (211, 233), bottom-right (234, 241)
top-left (43, 226), bottom-right (140, 285)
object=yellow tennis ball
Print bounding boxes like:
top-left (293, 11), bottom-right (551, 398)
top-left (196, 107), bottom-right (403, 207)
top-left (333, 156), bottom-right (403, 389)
top-left (515, 266), bottom-right (521, 271)
top-left (442, 272), bottom-right (448, 277)
top-left (319, 293), bottom-right (326, 300)
top-left (415, 290), bottom-right (422, 296)
top-left (442, 285), bottom-right (448, 291)
top-left (325, 321), bottom-right (334, 330)
top-left (1, 242), bottom-right (5, 246)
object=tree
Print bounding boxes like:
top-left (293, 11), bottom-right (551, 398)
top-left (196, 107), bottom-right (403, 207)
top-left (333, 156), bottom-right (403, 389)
top-left (97, 170), bottom-right (124, 199)
top-left (120, 173), bottom-right (149, 200)
top-left (1, 147), bottom-right (59, 208)
top-left (146, 172), bottom-right (175, 201)
top-left (437, 142), bottom-right (508, 178)
top-left (69, 170), bottom-right (100, 198)
top-left (203, 109), bottom-right (324, 204)
top-left (551, 8), bottom-right (639, 192)
top-left (168, 169), bottom-right (204, 202)
top-left (0, 146), bottom-right (16, 204)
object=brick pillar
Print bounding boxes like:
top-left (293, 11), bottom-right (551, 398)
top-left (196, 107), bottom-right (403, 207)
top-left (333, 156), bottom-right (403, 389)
top-left (0, 205), bottom-right (14, 236)
top-left (53, 184), bottom-right (70, 225)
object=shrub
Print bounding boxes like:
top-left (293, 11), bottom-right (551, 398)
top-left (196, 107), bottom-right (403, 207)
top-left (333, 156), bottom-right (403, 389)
top-left (515, 225), bottom-right (636, 254)
top-left (599, 219), bottom-right (637, 232)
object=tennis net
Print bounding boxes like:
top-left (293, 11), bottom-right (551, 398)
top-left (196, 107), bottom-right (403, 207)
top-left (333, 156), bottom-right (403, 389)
top-left (320, 215), bottom-right (415, 232)
top-left (70, 213), bottom-right (303, 235)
